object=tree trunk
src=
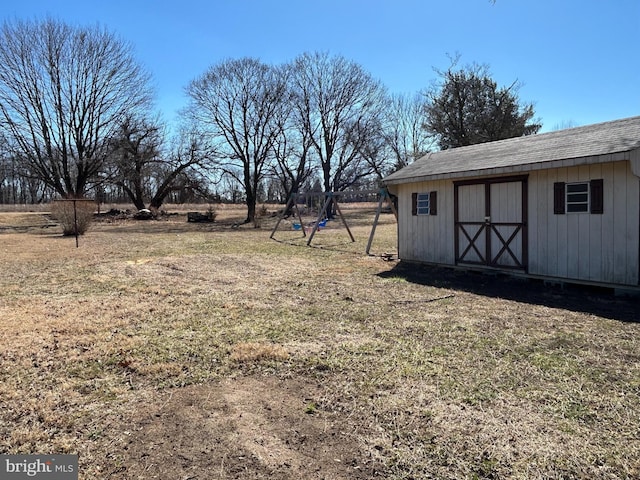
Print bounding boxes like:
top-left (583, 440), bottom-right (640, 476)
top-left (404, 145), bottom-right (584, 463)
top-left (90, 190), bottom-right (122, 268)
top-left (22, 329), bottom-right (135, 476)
top-left (244, 192), bottom-right (256, 224)
top-left (323, 168), bottom-right (335, 219)
top-left (283, 183), bottom-right (301, 217)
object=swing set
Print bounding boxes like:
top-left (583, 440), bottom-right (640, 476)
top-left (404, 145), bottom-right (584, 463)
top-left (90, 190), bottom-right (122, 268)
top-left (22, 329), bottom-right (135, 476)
top-left (269, 188), bottom-right (398, 255)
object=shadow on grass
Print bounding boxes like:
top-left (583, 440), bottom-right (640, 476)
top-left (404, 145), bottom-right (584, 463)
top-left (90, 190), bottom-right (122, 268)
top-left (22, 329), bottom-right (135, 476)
top-left (378, 262), bottom-right (640, 323)
top-left (86, 219), bottom-right (253, 235)
top-left (0, 216), bottom-right (247, 236)
top-left (269, 234), bottom-right (375, 257)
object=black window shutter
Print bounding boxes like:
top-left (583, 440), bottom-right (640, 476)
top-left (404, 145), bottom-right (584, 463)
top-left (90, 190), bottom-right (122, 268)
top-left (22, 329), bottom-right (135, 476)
top-left (553, 182), bottom-right (565, 214)
top-left (430, 191), bottom-right (437, 215)
top-left (411, 193), bottom-right (417, 216)
top-left (590, 179), bottom-right (603, 214)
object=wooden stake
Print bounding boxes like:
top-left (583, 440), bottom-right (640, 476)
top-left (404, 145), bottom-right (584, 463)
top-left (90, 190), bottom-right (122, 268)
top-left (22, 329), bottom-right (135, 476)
top-left (366, 188), bottom-right (398, 255)
top-left (306, 193), bottom-right (332, 245)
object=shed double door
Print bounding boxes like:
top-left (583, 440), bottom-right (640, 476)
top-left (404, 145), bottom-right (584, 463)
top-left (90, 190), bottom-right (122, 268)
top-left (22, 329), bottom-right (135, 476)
top-left (454, 176), bottom-right (528, 271)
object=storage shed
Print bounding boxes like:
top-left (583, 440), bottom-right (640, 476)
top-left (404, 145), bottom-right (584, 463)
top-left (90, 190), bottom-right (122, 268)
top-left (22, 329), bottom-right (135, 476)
top-left (383, 116), bottom-right (640, 291)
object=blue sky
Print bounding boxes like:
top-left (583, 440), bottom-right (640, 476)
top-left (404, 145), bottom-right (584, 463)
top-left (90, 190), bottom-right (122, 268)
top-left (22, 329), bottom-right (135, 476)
top-left (1, 0), bottom-right (638, 133)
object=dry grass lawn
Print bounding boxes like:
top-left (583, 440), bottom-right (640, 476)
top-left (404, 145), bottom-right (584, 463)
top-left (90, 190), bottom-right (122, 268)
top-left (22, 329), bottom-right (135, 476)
top-left (0, 204), bottom-right (639, 479)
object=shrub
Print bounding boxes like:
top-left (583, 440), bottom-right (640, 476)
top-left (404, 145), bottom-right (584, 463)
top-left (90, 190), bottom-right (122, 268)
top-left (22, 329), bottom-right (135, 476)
top-left (206, 205), bottom-right (217, 221)
top-left (51, 199), bottom-right (95, 236)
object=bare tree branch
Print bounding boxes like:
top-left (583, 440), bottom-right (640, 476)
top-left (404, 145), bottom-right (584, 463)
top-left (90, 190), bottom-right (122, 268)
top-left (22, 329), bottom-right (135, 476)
top-left (289, 52), bottom-right (388, 206)
top-left (185, 58), bottom-right (286, 223)
top-left (0, 18), bottom-right (153, 198)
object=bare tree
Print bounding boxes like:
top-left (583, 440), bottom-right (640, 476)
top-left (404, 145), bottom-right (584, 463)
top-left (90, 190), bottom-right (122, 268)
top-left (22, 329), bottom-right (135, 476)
top-left (0, 134), bottom-right (53, 203)
top-left (288, 52), bottom-right (387, 215)
top-left (185, 58), bottom-right (287, 224)
top-left (0, 18), bottom-right (153, 198)
top-left (385, 93), bottom-right (434, 171)
top-left (0, 136), bottom-right (13, 203)
top-left (269, 82), bottom-right (317, 212)
top-left (147, 132), bottom-right (212, 209)
top-left (551, 120), bottom-right (579, 131)
top-left (107, 115), bottom-right (162, 210)
top-left (110, 116), bottom-right (215, 210)
top-left (219, 172), bottom-right (244, 204)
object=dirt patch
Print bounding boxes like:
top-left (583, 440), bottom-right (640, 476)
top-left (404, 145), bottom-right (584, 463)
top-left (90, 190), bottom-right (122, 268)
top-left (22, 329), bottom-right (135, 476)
top-left (117, 376), bottom-right (384, 479)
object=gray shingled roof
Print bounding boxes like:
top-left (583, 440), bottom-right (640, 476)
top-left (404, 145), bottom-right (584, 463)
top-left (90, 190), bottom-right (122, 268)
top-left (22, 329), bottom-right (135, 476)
top-left (383, 116), bottom-right (640, 184)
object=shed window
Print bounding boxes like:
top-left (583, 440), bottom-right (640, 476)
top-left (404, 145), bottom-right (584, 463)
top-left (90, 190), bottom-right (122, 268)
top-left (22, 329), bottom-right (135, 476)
top-left (412, 191), bottom-right (437, 216)
top-left (417, 193), bottom-right (430, 214)
top-left (553, 179), bottom-right (603, 215)
top-left (566, 182), bottom-right (589, 212)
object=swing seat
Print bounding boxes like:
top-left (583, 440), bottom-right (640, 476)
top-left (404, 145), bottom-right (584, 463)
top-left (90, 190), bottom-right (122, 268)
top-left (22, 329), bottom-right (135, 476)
top-left (318, 219), bottom-right (327, 228)
top-left (292, 223), bottom-right (302, 230)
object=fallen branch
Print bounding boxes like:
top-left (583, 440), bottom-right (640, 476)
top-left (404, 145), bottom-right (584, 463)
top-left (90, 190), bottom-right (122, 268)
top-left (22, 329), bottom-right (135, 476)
top-left (392, 294), bottom-right (455, 305)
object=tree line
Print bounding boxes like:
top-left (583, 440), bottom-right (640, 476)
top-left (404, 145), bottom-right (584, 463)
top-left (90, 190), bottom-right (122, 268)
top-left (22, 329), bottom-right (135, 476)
top-left (0, 18), bottom-right (541, 223)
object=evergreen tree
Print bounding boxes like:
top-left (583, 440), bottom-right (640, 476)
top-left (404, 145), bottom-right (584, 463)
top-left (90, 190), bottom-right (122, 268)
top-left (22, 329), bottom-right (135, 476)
top-left (424, 62), bottom-right (541, 150)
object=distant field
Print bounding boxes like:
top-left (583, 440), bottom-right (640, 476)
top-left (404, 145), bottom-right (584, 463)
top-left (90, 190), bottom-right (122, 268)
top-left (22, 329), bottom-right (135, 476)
top-left (0, 205), bottom-right (638, 479)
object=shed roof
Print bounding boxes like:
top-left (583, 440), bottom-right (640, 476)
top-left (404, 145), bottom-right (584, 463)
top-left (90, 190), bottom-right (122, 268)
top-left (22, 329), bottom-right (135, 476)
top-left (383, 116), bottom-right (640, 184)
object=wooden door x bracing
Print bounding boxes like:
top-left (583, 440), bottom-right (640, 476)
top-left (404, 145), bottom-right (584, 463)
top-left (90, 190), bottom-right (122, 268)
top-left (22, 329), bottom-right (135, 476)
top-left (454, 176), bottom-right (528, 271)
